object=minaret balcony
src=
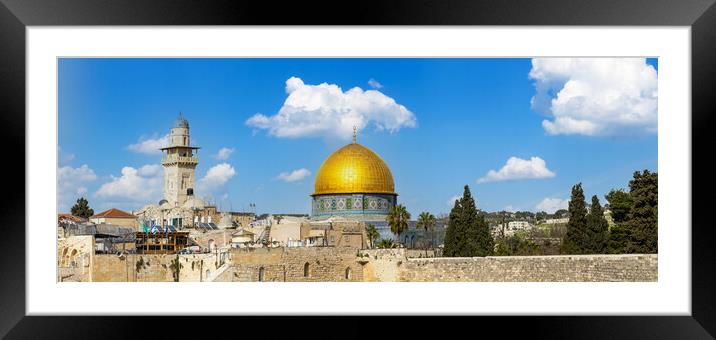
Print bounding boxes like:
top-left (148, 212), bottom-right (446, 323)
top-left (161, 154), bottom-right (199, 165)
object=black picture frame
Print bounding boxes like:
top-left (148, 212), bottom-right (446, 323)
top-left (1, 0), bottom-right (714, 338)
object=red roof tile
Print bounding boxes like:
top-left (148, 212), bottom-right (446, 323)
top-left (58, 213), bottom-right (86, 223)
top-left (90, 208), bottom-right (136, 219)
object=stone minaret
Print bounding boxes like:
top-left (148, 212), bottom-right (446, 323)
top-left (160, 113), bottom-right (200, 206)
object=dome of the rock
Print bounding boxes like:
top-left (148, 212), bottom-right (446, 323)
top-left (311, 139), bottom-right (397, 221)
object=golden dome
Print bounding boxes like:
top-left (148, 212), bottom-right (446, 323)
top-left (312, 142), bottom-right (396, 196)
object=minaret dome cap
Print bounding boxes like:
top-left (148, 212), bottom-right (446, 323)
top-left (174, 112), bottom-right (189, 128)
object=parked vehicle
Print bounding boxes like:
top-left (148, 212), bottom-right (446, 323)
top-left (178, 246), bottom-right (201, 254)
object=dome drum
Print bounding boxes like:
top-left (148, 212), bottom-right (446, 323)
top-left (312, 193), bottom-right (396, 218)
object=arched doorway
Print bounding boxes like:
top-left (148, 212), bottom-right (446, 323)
top-left (345, 267), bottom-right (352, 280)
top-left (303, 262), bottom-right (310, 278)
top-left (258, 267), bottom-right (265, 282)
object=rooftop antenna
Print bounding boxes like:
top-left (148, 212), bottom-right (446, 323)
top-left (352, 126), bottom-right (357, 144)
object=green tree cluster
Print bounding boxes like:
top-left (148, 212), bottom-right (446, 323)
top-left (562, 170), bottom-right (657, 255)
top-left (554, 209), bottom-right (569, 218)
top-left (443, 185), bottom-right (493, 257)
top-left (535, 211), bottom-right (548, 222)
top-left (604, 170), bottom-right (658, 254)
top-left (494, 233), bottom-right (540, 256)
top-left (71, 197), bottom-right (94, 218)
top-left (561, 184), bottom-right (610, 254)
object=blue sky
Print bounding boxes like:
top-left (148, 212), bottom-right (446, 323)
top-left (58, 58), bottom-right (658, 217)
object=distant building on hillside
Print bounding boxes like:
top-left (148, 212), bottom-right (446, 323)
top-left (540, 217), bottom-right (570, 225)
top-left (493, 220), bottom-right (533, 237)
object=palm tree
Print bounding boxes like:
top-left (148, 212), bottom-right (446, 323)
top-left (416, 211), bottom-right (437, 256)
top-left (365, 223), bottom-right (380, 249)
top-left (387, 204), bottom-right (411, 246)
top-left (376, 239), bottom-right (395, 249)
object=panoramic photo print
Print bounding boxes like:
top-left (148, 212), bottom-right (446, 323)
top-left (57, 58), bottom-right (658, 282)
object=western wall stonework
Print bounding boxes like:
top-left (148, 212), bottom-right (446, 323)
top-left (215, 247), bottom-right (364, 282)
top-left (91, 252), bottom-right (226, 282)
top-left (76, 240), bottom-right (656, 282)
top-left (359, 250), bottom-right (657, 282)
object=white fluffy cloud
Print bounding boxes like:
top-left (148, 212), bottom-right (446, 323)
top-left (95, 164), bottom-right (163, 203)
top-left (529, 58), bottom-right (658, 136)
top-left (213, 147), bottom-right (235, 160)
top-left (58, 164), bottom-right (98, 212)
top-left (198, 163), bottom-right (236, 191)
top-left (477, 156), bottom-right (555, 183)
top-left (127, 134), bottom-right (169, 155)
top-left (246, 77), bottom-right (417, 141)
top-left (446, 195), bottom-right (461, 207)
top-left (58, 146), bottom-right (75, 165)
top-left (535, 197), bottom-right (569, 214)
top-left (367, 78), bottom-right (383, 89)
top-left (276, 168), bottom-right (311, 183)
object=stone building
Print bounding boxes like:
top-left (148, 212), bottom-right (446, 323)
top-left (89, 208), bottom-right (138, 230)
top-left (133, 114), bottom-right (247, 229)
top-left (304, 130), bottom-right (398, 244)
top-left (160, 112), bottom-right (200, 207)
top-left (300, 217), bottom-right (368, 248)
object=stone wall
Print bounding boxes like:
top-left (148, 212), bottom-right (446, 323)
top-left (57, 236), bottom-right (94, 282)
top-left (91, 252), bottom-right (223, 282)
top-left (360, 249), bottom-right (403, 282)
top-left (218, 247), bottom-right (364, 282)
top-left (359, 249), bottom-right (658, 282)
top-left (405, 249), bottom-right (442, 258)
top-left (214, 264), bottom-right (285, 282)
top-left (82, 244), bottom-right (657, 282)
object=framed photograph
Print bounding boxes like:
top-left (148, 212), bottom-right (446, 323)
top-left (2, 0), bottom-right (715, 338)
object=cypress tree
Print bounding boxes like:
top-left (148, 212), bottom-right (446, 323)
top-left (608, 224), bottom-right (631, 254)
top-left (462, 186), bottom-right (493, 257)
top-left (460, 186), bottom-right (479, 256)
top-left (561, 183), bottom-right (588, 254)
top-left (627, 170), bottom-right (658, 253)
top-left (443, 185), bottom-right (493, 257)
top-left (585, 195), bottom-right (609, 254)
top-left (443, 194), bottom-right (462, 257)
top-left (474, 206), bottom-right (494, 256)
